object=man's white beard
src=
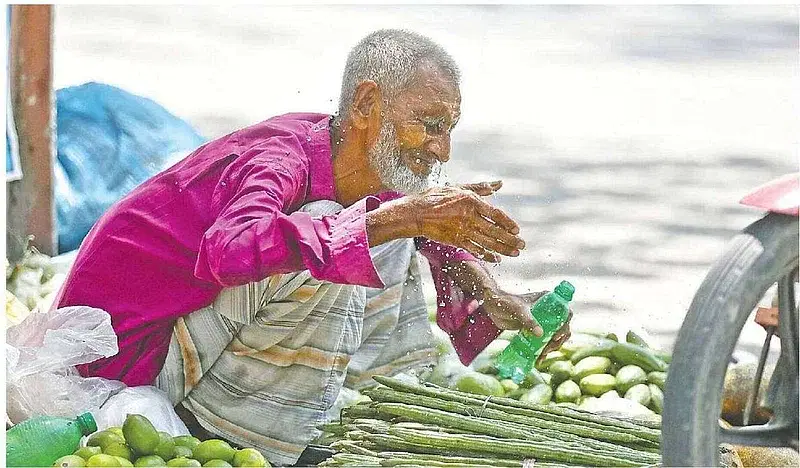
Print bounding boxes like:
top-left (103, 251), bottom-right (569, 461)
top-left (368, 122), bottom-right (442, 195)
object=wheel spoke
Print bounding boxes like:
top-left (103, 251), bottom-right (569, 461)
top-left (743, 325), bottom-right (776, 426)
top-left (777, 268), bottom-right (798, 376)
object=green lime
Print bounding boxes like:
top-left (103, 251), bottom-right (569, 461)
top-left (73, 446), bottom-right (103, 461)
top-left (134, 455), bottom-right (167, 467)
top-left (86, 454), bottom-right (122, 467)
top-left (167, 458), bottom-right (202, 467)
top-left (173, 446), bottom-right (194, 459)
top-left (103, 442), bottom-right (133, 460)
top-left (123, 414), bottom-right (161, 456)
top-left (203, 461), bottom-right (232, 467)
top-left (192, 440), bottom-right (236, 464)
top-left (232, 449), bottom-right (267, 468)
top-left (154, 432), bottom-right (176, 461)
top-left (115, 457), bottom-right (134, 467)
top-left (53, 455), bottom-right (86, 467)
top-left (107, 426), bottom-right (126, 440)
top-left (86, 431), bottom-right (126, 451)
top-left (172, 436), bottom-right (201, 450)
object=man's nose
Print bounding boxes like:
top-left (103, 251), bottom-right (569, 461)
top-left (425, 134), bottom-right (451, 163)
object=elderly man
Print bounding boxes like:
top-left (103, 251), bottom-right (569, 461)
top-left (56, 29), bottom-right (569, 465)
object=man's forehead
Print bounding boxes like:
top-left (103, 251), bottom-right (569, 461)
top-left (396, 66), bottom-right (461, 114)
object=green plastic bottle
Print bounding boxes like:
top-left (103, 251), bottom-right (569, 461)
top-left (495, 281), bottom-right (575, 384)
top-left (6, 412), bottom-right (97, 467)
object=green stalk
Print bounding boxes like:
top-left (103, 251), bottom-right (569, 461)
top-left (388, 427), bottom-right (645, 467)
top-left (366, 386), bottom-right (654, 447)
top-left (376, 404), bottom-right (659, 465)
top-left (376, 451), bottom-right (523, 467)
top-left (373, 375), bottom-right (660, 442)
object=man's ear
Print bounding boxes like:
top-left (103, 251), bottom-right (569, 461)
top-left (350, 80), bottom-right (381, 130)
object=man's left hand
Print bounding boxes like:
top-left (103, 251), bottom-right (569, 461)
top-left (481, 289), bottom-right (572, 361)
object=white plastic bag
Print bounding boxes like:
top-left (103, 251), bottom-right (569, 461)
top-left (94, 386), bottom-right (190, 436)
top-left (5, 306), bottom-right (125, 423)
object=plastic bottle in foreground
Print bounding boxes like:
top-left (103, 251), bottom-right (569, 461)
top-left (6, 412), bottom-right (97, 467)
top-left (495, 280), bottom-right (575, 384)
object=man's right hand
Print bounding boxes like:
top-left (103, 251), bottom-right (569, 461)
top-left (367, 180), bottom-right (525, 262)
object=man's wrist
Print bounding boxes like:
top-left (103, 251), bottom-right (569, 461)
top-left (365, 199), bottom-right (420, 246)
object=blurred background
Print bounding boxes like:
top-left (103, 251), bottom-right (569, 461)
top-left (51, 5), bottom-right (798, 352)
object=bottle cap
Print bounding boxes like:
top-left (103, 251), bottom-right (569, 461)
top-left (76, 412), bottom-right (98, 436)
top-left (554, 281), bottom-right (575, 301)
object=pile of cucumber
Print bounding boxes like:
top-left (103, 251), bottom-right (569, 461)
top-left (425, 328), bottom-right (670, 418)
top-left (517, 330), bottom-right (669, 416)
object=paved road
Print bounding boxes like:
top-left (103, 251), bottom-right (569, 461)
top-left (53, 5), bottom-right (798, 355)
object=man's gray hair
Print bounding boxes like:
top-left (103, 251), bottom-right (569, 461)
top-left (336, 29), bottom-right (460, 120)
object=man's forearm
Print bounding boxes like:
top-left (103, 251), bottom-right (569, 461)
top-left (365, 199), bottom-right (418, 247)
top-left (442, 259), bottom-right (498, 300)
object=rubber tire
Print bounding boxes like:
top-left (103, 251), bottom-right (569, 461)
top-left (662, 213), bottom-right (799, 466)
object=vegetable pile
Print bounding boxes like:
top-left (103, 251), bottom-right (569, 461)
top-left (428, 327), bottom-right (670, 419)
top-left (57, 414), bottom-right (269, 467)
top-left (318, 375), bottom-right (662, 467)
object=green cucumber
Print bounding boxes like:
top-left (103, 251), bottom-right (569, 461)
top-left (569, 339), bottom-right (617, 363)
top-left (572, 356), bottom-right (612, 381)
top-left (626, 331), bottom-right (672, 363)
top-left (610, 342), bottom-right (668, 373)
top-left (500, 379), bottom-right (519, 395)
top-left (547, 360), bottom-right (574, 385)
top-left (647, 371), bottom-right (667, 389)
top-left (624, 384), bottom-right (652, 407)
top-left (520, 384), bottom-right (553, 405)
top-left (615, 365), bottom-right (648, 393)
top-left (554, 380), bottom-right (581, 403)
top-left (520, 368), bottom-right (545, 388)
top-left (648, 384), bottom-right (663, 414)
top-left (579, 374), bottom-right (617, 396)
top-left (625, 331), bottom-right (651, 348)
top-left (536, 351), bottom-right (567, 370)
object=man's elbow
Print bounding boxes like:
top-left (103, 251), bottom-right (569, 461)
top-left (195, 230), bottom-right (260, 287)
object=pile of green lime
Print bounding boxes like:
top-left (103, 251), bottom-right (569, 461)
top-left (52, 414), bottom-right (270, 468)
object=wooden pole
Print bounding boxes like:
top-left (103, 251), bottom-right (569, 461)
top-left (6, 5), bottom-right (56, 258)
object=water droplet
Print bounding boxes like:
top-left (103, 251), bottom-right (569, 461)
top-left (409, 274), bottom-right (415, 281)
top-left (477, 299), bottom-right (485, 306)
top-left (439, 301), bottom-right (446, 307)
top-left (306, 136), bottom-right (312, 141)
top-left (220, 181), bottom-right (226, 186)
top-left (468, 315), bottom-right (476, 324)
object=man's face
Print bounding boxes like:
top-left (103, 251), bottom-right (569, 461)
top-left (368, 63), bottom-right (461, 194)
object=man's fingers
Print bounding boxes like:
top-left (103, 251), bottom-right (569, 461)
top-left (470, 232), bottom-right (520, 257)
top-left (514, 309), bottom-right (543, 336)
top-left (460, 180), bottom-right (503, 196)
top-left (475, 202), bottom-right (520, 236)
top-left (463, 240), bottom-right (500, 263)
top-left (475, 218), bottom-right (525, 251)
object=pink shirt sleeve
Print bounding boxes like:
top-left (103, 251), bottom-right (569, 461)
top-left (194, 142), bottom-right (384, 289)
top-left (416, 238), bottom-right (501, 365)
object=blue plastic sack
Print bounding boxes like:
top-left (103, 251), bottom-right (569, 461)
top-left (55, 82), bottom-right (206, 252)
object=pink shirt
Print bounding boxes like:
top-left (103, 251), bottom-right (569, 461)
top-left (57, 113), bottom-right (501, 386)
